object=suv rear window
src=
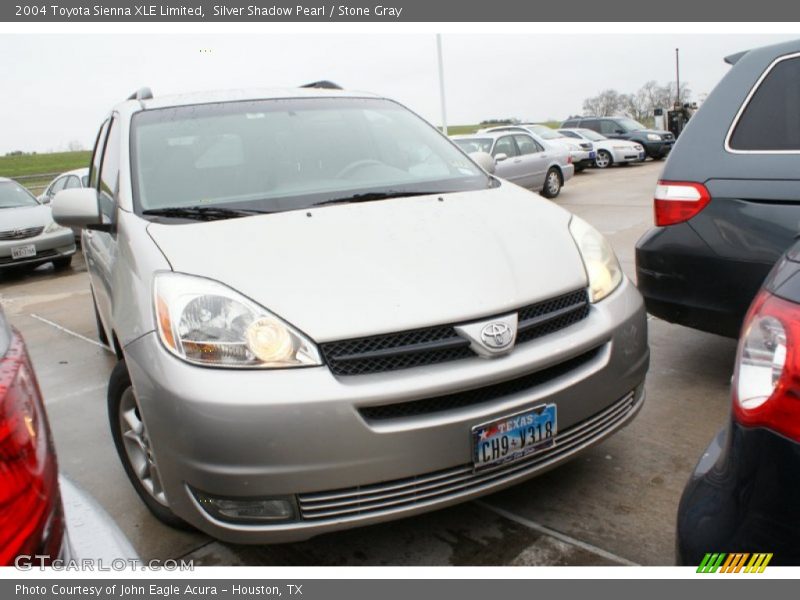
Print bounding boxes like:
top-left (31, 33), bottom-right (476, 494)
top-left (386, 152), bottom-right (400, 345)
top-left (729, 55), bottom-right (800, 151)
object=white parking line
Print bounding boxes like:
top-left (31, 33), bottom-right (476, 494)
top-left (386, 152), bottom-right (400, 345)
top-left (30, 313), bottom-right (113, 353)
top-left (475, 500), bottom-right (640, 566)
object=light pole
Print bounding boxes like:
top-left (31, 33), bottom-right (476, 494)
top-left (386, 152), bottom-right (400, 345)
top-left (675, 47), bottom-right (681, 106)
top-left (437, 34), bottom-right (448, 135)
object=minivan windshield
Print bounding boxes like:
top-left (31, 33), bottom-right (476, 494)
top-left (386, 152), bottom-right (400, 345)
top-left (616, 118), bottom-right (647, 132)
top-left (130, 97), bottom-right (490, 215)
top-left (0, 181), bottom-right (39, 209)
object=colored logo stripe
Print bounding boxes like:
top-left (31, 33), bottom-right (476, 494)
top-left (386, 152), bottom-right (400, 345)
top-left (697, 553), bottom-right (772, 573)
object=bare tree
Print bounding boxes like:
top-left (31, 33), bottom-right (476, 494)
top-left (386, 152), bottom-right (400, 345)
top-left (582, 89), bottom-right (625, 116)
top-left (66, 139), bottom-right (85, 152)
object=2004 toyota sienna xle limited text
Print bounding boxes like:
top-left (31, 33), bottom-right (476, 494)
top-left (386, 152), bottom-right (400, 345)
top-left (52, 85), bottom-right (649, 543)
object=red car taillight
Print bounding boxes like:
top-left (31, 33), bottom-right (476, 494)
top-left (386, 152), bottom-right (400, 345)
top-left (0, 330), bottom-right (64, 566)
top-left (732, 290), bottom-right (800, 442)
top-left (653, 180), bottom-right (710, 226)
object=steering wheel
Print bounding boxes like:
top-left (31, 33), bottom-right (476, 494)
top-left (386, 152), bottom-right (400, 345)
top-left (335, 159), bottom-right (385, 179)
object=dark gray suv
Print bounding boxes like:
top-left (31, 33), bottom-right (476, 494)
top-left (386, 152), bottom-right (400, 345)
top-left (636, 39), bottom-right (800, 338)
top-left (560, 116), bottom-right (674, 160)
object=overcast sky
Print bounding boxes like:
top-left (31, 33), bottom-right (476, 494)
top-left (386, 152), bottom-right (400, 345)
top-left (0, 33), bottom-right (797, 154)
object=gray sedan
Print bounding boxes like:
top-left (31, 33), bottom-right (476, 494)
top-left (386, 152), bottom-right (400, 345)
top-left (452, 131), bottom-right (573, 198)
top-left (0, 177), bottom-right (75, 272)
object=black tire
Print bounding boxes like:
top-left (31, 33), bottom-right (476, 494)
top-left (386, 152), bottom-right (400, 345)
top-left (52, 256), bottom-right (72, 270)
top-left (651, 154), bottom-right (664, 161)
top-left (108, 360), bottom-right (193, 530)
top-left (92, 293), bottom-right (109, 346)
top-left (574, 164), bottom-right (585, 173)
top-left (540, 168), bottom-right (562, 199)
top-left (594, 149), bottom-right (613, 169)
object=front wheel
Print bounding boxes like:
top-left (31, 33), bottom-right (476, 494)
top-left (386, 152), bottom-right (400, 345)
top-left (594, 150), bottom-right (612, 169)
top-left (108, 360), bottom-right (193, 530)
top-left (540, 168), bottom-right (562, 199)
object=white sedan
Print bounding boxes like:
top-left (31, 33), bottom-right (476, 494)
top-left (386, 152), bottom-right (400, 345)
top-left (558, 128), bottom-right (645, 169)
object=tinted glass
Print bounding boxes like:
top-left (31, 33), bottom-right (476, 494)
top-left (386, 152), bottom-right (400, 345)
top-left (131, 98), bottom-right (489, 214)
top-left (599, 120), bottom-right (619, 135)
top-left (730, 57), bottom-right (800, 150)
top-left (615, 118), bottom-right (646, 132)
top-left (577, 129), bottom-right (607, 141)
top-left (559, 130), bottom-right (581, 139)
top-left (582, 119), bottom-right (600, 132)
top-left (0, 181), bottom-right (39, 208)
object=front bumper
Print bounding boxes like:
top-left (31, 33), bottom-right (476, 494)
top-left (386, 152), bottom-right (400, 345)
top-left (123, 277), bottom-right (648, 543)
top-left (610, 146), bottom-right (645, 163)
top-left (569, 149), bottom-right (594, 169)
top-left (0, 228), bottom-right (75, 269)
top-left (641, 140), bottom-right (674, 158)
top-left (676, 422), bottom-right (800, 566)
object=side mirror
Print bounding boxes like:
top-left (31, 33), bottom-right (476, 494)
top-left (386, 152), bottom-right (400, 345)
top-left (494, 153), bottom-right (508, 163)
top-left (469, 151), bottom-right (496, 175)
top-left (52, 188), bottom-right (102, 229)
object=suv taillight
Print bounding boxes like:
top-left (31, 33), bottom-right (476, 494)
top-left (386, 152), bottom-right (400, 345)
top-left (732, 290), bottom-right (800, 442)
top-left (0, 330), bottom-right (64, 566)
top-left (653, 180), bottom-right (710, 226)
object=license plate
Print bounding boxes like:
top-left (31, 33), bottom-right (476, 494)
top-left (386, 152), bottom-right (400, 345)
top-left (11, 244), bottom-right (36, 260)
top-left (639, 152), bottom-right (646, 160)
top-left (589, 151), bottom-right (596, 159)
top-left (472, 404), bottom-right (557, 470)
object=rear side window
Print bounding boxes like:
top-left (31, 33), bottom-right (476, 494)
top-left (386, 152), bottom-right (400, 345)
top-left (493, 136), bottom-right (518, 157)
top-left (582, 119), bottom-right (600, 132)
top-left (730, 55), bottom-right (800, 151)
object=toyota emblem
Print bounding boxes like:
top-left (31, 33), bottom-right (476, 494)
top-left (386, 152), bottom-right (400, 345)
top-left (480, 322), bottom-right (514, 349)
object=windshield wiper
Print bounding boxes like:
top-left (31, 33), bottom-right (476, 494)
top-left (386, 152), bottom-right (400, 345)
top-left (141, 206), bottom-right (273, 221)
top-left (310, 191), bottom-right (444, 208)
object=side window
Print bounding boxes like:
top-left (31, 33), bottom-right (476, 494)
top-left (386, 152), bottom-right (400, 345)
top-left (89, 120), bottom-right (110, 190)
top-left (730, 56), bottom-right (800, 150)
top-left (561, 131), bottom-right (580, 139)
top-left (64, 176), bottom-right (81, 190)
top-left (493, 136), bottom-right (518, 158)
top-left (49, 177), bottom-right (67, 196)
top-left (599, 120), bottom-right (618, 135)
top-left (582, 119), bottom-right (599, 132)
top-left (98, 118), bottom-right (121, 223)
top-left (514, 135), bottom-right (540, 155)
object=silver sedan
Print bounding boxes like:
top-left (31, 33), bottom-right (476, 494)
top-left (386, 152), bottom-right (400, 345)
top-left (0, 177), bottom-right (75, 272)
top-left (452, 131), bottom-right (573, 198)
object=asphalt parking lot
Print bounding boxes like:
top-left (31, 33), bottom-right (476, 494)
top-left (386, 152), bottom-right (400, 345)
top-left (0, 160), bottom-right (736, 566)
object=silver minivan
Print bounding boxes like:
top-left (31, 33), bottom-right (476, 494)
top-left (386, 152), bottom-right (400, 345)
top-left (53, 86), bottom-right (649, 543)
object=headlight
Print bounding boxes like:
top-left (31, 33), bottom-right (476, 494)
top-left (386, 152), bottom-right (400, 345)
top-left (44, 221), bottom-right (67, 233)
top-left (646, 133), bottom-right (661, 141)
top-left (153, 272), bottom-right (322, 368)
top-left (568, 216), bottom-right (623, 303)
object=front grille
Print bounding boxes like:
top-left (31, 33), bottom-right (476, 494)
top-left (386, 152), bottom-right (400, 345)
top-left (320, 289), bottom-right (589, 376)
top-left (359, 346), bottom-right (601, 421)
top-left (298, 390), bottom-right (638, 522)
top-left (0, 226), bottom-right (43, 241)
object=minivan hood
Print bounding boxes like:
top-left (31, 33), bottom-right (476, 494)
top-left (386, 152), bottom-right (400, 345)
top-left (147, 185), bottom-right (588, 342)
top-left (0, 204), bottom-right (52, 230)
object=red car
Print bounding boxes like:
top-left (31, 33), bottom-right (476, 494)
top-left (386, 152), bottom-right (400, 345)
top-left (0, 307), bottom-right (135, 566)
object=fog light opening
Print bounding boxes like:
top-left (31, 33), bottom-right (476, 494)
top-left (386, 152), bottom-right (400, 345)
top-left (192, 489), bottom-right (296, 523)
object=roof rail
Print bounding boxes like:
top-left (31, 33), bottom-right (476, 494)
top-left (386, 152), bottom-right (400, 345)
top-left (300, 80), bottom-right (343, 90)
top-left (127, 87), bottom-right (154, 101)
